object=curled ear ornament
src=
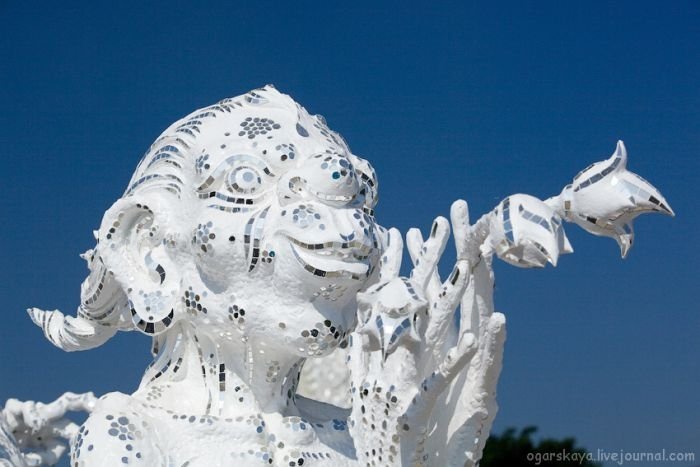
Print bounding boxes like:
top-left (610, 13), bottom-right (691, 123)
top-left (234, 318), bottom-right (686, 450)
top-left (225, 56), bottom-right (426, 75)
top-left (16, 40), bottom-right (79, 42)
top-left (96, 192), bottom-right (183, 335)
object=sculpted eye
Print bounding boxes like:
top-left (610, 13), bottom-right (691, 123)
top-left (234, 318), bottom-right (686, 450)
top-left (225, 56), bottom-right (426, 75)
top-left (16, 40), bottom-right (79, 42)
top-left (197, 155), bottom-right (276, 211)
top-left (227, 166), bottom-right (263, 194)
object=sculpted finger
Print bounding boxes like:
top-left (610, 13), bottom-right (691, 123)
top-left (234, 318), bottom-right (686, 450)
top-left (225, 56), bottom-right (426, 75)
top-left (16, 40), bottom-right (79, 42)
top-left (62, 392), bottom-right (97, 413)
top-left (450, 199), bottom-right (470, 260)
top-left (23, 452), bottom-right (44, 467)
top-left (39, 392), bottom-right (94, 422)
top-left (475, 312), bottom-right (506, 394)
top-left (378, 227), bottom-right (403, 281)
top-left (404, 330), bottom-right (478, 423)
top-left (459, 255), bottom-right (493, 338)
top-left (51, 418), bottom-right (81, 440)
top-left (410, 217), bottom-right (450, 289)
top-left (425, 260), bottom-right (470, 345)
top-left (21, 401), bottom-right (43, 431)
top-left (440, 260), bottom-right (470, 312)
top-left (2, 398), bottom-right (24, 431)
top-left (408, 227), bottom-right (442, 298)
top-left (441, 331), bottom-right (478, 379)
top-left (406, 228), bottom-right (424, 266)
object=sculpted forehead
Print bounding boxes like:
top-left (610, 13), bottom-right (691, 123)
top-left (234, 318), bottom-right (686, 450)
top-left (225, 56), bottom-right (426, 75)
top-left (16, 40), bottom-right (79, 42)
top-left (128, 86), bottom-right (377, 201)
top-left (192, 104), bottom-right (339, 169)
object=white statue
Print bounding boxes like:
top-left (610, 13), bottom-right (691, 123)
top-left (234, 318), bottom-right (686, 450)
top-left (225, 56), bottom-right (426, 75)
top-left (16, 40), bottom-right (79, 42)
top-left (1, 86), bottom-right (673, 467)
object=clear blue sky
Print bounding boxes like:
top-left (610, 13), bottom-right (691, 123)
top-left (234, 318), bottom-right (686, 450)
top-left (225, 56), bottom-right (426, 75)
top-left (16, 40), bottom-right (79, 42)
top-left (1, 2), bottom-right (698, 466)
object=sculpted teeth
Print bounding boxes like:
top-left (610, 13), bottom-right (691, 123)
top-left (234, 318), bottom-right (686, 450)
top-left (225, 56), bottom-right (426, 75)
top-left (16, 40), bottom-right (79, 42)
top-left (310, 189), bottom-right (354, 203)
top-left (285, 236), bottom-right (373, 261)
top-left (315, 250), bottom-right (369, 261)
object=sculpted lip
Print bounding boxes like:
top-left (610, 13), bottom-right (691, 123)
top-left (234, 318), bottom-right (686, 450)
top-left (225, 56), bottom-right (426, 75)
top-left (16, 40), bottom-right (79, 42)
top-left (283, 234), bottom-right (374, 279)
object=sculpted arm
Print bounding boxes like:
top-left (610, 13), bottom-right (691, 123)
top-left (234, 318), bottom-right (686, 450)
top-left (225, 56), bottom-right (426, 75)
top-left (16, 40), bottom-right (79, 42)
top-left (346, 141), bottom-right (673, 466)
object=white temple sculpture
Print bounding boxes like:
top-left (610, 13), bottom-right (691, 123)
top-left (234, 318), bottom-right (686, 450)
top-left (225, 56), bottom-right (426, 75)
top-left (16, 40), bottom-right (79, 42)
top-left (1, 86), bottom-right (673, 467)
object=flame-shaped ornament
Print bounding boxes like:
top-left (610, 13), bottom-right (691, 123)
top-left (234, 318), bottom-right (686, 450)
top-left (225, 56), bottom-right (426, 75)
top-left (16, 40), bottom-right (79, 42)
top-left (555, 140), bottom-right (674, 257)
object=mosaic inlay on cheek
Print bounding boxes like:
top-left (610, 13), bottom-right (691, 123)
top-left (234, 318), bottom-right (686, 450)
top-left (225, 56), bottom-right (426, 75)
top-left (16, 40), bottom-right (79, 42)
top-left (227, 301), bottom-right (246, 331)
top-left (352, 209), bottom-right (377, 239)
top-left (183, 287), bottom-right (209, 316)
top-left (286, 205), bottom-right (323, 230)
top-left (193, 222), bottom-right (216, 254)
top-left (311, 283), bottom-right (348, 302)
top-left (195, 153), bottom-right (211, 175)
top-left (275, 143), bottom-right (296, 163)
top-left (294, 319), bottom-right (347, 357)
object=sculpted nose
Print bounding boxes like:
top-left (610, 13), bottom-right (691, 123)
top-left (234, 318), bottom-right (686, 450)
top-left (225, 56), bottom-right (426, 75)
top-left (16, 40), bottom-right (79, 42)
top-left (281, 153), bottom-right (361, 207)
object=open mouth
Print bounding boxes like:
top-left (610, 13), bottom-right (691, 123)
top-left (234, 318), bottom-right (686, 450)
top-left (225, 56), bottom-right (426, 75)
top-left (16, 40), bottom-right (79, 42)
top-left (285, 235), bottom-right (374, 280)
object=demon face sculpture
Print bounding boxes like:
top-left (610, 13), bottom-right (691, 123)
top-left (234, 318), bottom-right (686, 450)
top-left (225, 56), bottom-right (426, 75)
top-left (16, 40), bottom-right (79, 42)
top-left (104, 86), bottom-right (383, 356)
top-left (4, 86), bottom-right (672, 467)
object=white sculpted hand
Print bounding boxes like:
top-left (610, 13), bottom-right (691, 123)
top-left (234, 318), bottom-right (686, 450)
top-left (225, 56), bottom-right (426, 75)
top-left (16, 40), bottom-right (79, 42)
top-left (355, 218), bottom-right (470, 362)
top-left (0, 392), bottom-right (97, 466)
top-left (347, 201), bottom-right (506, 467)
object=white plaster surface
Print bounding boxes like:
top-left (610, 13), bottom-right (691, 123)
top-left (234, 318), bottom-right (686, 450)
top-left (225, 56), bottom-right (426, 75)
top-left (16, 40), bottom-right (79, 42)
top-left (1, 86), bottom-right (673, 467)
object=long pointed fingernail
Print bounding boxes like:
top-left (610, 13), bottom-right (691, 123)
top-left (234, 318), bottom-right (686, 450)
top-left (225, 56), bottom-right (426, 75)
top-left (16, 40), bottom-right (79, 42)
top-left (449, 266), bottom-right (460, 285)
top-left (431, 221), bottom-right (438, 238)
